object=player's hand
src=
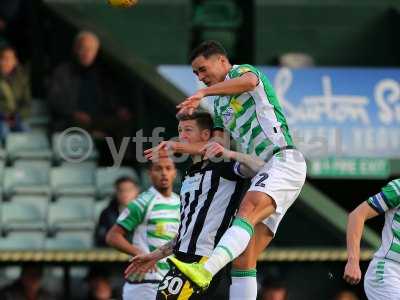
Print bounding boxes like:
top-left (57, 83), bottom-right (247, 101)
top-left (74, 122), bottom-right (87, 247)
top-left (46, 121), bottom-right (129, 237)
top-left (343, 259), bottom-right (362, 285)
top-left (176, 90), bottom-right (205, 116)
top-left (124, 254), bottom-right (158, 279)
top-left (201, 142), bottom-right (232, 161)
top-left (144, 141), bottom-right (176, 161)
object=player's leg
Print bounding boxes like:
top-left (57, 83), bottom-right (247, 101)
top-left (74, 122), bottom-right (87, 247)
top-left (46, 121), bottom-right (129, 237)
top-left (123, 282), bottom-right (158, 300)
top-left (169, 150), bottom-right (306, 289)
top-left (229, 224), bottom-right (274, 300)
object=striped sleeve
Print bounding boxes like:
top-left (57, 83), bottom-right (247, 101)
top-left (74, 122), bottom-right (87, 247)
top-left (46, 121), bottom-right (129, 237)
top-left (228, 64), bottom-right (261, 80)
top-left (117, 193), bottom-right (151, 231)
top-left (367, 179), bottom-right (400, 213)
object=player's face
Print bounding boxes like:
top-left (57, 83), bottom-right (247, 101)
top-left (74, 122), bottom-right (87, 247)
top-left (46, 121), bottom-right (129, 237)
top-left (178, 120), bottom-right (210, 144)
top-left (75, 36), bottom-right (99, 67)
top-left (149, 158), bottom-right (177, 191)
top-left (0, 49), bottom-right (17, 76)
top-left (116, 181), bottom-right (140, 206)
top-left (192, 55), bottom-right (227, 86)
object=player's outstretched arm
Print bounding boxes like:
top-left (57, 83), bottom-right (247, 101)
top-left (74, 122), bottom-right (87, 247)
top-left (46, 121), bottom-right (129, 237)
top-left (343, 202), bottom-right (378, 285)
top-left (202, 142), bottom-right (264, 178)
top-left (124, 237), bottom-right (177, 278)
top-left (177, 73), bottom-right (258, 115)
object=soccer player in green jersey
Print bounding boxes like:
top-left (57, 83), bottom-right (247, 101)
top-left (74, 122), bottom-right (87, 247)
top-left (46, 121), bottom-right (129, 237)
top-left (344, 178), bottom-right (400, 299)
top-left (106, 158), bottom-right (180, 300)
top-left (146, 41), bottom-right (306, 299)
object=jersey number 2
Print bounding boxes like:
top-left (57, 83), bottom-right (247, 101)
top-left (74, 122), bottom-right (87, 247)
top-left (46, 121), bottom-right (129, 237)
top-left (255, 173), bottom-right (269, 188)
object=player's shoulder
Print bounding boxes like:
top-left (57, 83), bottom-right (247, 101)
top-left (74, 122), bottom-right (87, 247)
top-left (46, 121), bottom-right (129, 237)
top-left (129, 188), bottom-right (157, 209)
top-left (228, 64), bottom-right (260, 78)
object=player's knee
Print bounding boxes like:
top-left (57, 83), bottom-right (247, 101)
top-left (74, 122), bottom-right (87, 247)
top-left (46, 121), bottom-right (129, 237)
top-left (238, 192), bottom-right (276, 225)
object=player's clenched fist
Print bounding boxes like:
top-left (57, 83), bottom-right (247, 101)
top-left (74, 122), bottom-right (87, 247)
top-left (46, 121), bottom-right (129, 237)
top-left (343, 259), bottom-right (362, 285)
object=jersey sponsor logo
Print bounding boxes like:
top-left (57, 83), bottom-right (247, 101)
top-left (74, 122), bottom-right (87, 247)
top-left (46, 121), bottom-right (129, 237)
top-left (221, 106), bottom-right (234, 125)
top-left (117, 208), bottom-right (130, 222)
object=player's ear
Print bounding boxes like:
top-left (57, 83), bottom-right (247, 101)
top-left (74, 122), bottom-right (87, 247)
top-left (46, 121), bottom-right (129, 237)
top-left (201, 129), bottom-right (211, 141)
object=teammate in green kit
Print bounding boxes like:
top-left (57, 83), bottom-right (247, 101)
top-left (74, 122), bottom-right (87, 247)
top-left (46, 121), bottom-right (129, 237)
top-left (106, 157), bottom-right (180, 300)
top-left (344, 178), bottom-right (400, 299)
top-left (145, 41), bottom-right (306, 300)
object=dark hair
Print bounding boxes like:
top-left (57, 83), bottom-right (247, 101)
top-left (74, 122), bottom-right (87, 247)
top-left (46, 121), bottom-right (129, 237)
top-left (189, 40), bottom-right (228, 62)
top-left (114, 176), bottom-right (137, 188)
top-left (177, 111), bottom-right (213, 132)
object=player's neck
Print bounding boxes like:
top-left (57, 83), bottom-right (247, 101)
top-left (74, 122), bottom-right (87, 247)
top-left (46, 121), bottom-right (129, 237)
top-left (156, 187), bottom-right (173, 198)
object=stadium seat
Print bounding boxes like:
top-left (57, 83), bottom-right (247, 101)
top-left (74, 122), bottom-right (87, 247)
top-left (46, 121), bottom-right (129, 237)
top-left (26, 99), bottom-right (50, 130)
top-left (96, 167), bottom-right (140, 198)
top-left (52, 132), bottom-right (99, 163)
top-left (45, 231), bottom-right (93, 250)
top-left (51, 166), bottom-right (96, 197)
top-left (2, 164), bottom-right (51, 198)
top-left (139, 168), bottom-right (152, 190)
top-left (48, 196), bottom-right (95, 231)
top-left (0, 231), bottom-right (45, 250)
top-left (1, 195), bottom-right (48, 231)
top-left (6, 132), bottom-right (52, 162)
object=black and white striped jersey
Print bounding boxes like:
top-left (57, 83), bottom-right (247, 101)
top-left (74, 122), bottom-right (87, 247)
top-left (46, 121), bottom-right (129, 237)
top-left (174, 159), bottom-right (247, 257)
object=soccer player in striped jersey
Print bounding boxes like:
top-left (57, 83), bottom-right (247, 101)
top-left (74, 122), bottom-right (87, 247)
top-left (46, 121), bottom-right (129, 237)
top-left (146, 41), bottom-right (306, 299)
top-left (106, 158), bottom-right (180, 300)
top-left (126, 112), bottom-right (265, 299)
top-left (344, 178), bottom-right (400, 299)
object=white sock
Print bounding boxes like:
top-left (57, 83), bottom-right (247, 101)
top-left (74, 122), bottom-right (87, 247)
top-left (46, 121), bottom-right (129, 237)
top-left (229, 269), bottom-right (258, 300)
top-left (204, 217), bottom-right (254, 276)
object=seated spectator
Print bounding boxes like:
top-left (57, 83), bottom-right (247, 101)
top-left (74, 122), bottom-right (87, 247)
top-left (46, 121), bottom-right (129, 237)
top-left (95, 176), bottom-right (140, 247)
top-left (86, 267), bottom-right (116, 300)
top-left (259, 281), bottom-right (288, 300)
top-left (334, 290), bottom-right (359, 300)
top-left (0, 45), bottom-right (31, 139)
top-left (0, 264), bottom-right (53, 300)
top-left (47, 30), bottom-right (133, 139)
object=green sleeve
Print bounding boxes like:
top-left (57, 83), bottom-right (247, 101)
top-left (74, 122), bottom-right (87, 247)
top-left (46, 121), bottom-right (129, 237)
top-left (228, 64), bottom-right (261, 80)
top-left (117, 201), bottom-right (145, 232)
top-left (382, 179), bottom-right (400, 209)
top-left (213, 98), bottom-right (224, 129)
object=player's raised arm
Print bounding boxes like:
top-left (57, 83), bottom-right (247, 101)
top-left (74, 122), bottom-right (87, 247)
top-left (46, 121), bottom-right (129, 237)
top-left (343, 202), bottom-right (379, 284)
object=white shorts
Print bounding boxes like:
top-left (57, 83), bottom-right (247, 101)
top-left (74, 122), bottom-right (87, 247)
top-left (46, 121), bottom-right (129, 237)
top-left (248, 149), bottom-right (306, 234)
top-left (122, 282), bottom-right (158, 300)
top-left (364, 258), bottom-right (400, 300)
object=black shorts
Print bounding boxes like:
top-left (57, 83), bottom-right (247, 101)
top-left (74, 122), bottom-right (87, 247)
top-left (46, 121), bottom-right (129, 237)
top-left (156, 252), bottom-right (230, 300)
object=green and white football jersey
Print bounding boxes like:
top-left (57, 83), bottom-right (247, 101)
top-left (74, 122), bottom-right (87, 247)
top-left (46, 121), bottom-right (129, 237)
top-left (367, 179), bottom-right (400, 262)
top-left (213, 64), bottom-right (294, 161)
top-left (117, 186), bottom-right (180, 281)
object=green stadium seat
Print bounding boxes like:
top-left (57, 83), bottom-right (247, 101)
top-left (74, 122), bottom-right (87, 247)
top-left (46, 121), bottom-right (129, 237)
top-left (96, 167), bottom-right (140, 198)
top-left (0, 232), bottom-right (45, 250)
top-left (6, 132), bottom-right (52, 162)
top-left (200, 29), bottom-right (237, 55)
top-left (52, 132), bottom-right (99, 163)
top-left (45, 231), bottom-right (93, 250)
top-left (51, 166), bottom-right (96, 197)
top-left (139, 168), bottom-right (152, 190)
top-left (26, 99), bottom-right (50, 130)
top-left (48, 196), bottom-right (95, 231)
top-left (1, 195), bottom-right (48, 231)
top-left (3, 164), bottom-right (51, 198)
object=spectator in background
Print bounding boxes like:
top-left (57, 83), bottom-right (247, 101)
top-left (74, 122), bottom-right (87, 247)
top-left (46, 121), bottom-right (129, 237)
top-left (334, 290), bottom-right (359, 300)
top-left (47, 30), bottom-right (133, 139)
top-left (95, 177), bottom-right (140, 247)
top-left (86, 267), bottom-right (116, 300)
top-left (0, 45), bottom-right (31, 139)
top-left (0, 264), bottom-right (53, 300)
top-left (259, 281), bottom-right (288, 300)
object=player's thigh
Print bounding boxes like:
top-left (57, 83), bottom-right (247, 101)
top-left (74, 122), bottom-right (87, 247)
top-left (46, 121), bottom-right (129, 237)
top-left (232, 223), bottom-right (274, 269)
top-left (237, 191), bottom-right (276, 225)
top-left (123, 282), bottom-right (158, 300)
